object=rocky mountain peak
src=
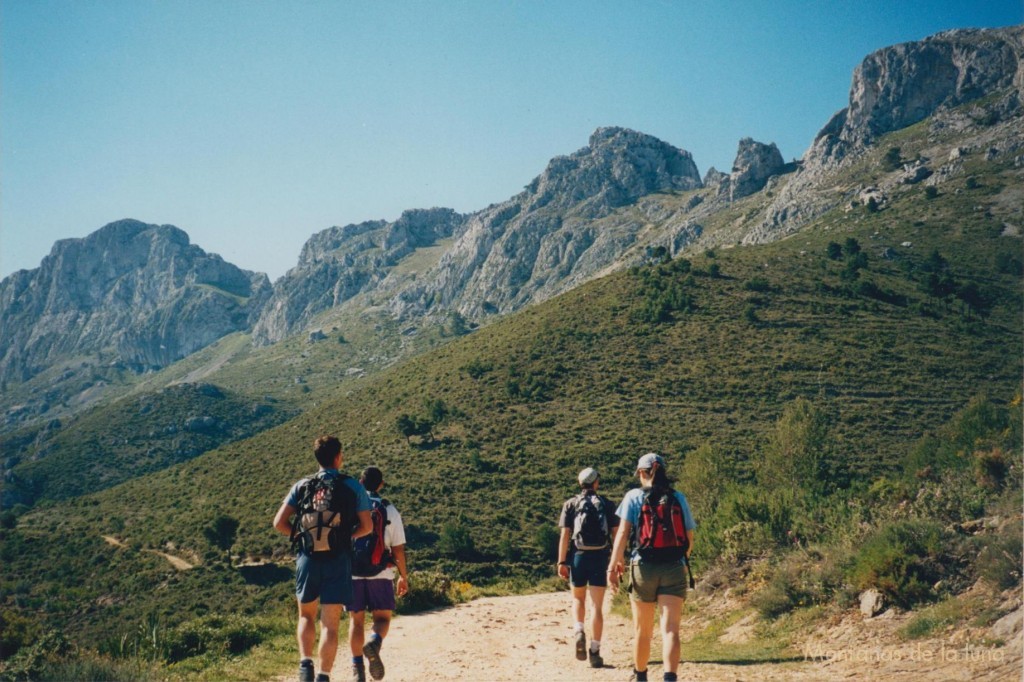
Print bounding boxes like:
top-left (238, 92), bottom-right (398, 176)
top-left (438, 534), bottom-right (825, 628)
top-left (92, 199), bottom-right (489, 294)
top-left (0, 220), bottom-right (270, 384)
top-left (810, 25), bottom-right (1024, 165)
top-left (730, 138), bottom-right (786, 201)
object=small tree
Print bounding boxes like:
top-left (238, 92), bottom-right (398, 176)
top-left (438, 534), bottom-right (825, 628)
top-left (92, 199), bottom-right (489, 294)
top-left (757, 398), bottom-right (835, 496)
top-left (204, 514), bottom-right (239, 553)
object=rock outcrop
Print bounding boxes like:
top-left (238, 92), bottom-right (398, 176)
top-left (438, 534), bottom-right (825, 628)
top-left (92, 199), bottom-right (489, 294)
top-left (730, 138), bottom-right (786, 201)
top-left (251, 208), bottom-right (467, 345)
top-left (392, 127), bottom-right (703, 319)
top-left (0, 220), bottom-right (270, 382)
top-left (750, 25), bottom-right (1024, 243)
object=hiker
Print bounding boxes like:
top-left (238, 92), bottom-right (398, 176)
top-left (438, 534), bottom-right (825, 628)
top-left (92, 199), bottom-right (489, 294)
top-left (273, 435), bottom-right (373, 682)
top-left (346, 466), bottom-right (409, 682)
top-left (607, 453), bottom-right (696, 682)
top-left (557, 467), bottom-right (620, 668)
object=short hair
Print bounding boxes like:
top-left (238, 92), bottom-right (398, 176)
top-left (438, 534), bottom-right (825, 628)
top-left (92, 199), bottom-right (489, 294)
top-left (313, 435), bottom-right (342, 468)
top-left (360, 466), bottom-right (383, 492)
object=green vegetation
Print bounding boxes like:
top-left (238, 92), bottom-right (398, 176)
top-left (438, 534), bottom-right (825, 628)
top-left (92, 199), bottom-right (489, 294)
top-left (1, 104), bottom-right (1022, 678)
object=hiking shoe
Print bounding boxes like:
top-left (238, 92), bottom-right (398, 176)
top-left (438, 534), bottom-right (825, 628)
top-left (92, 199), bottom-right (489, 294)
top-left (363, 637), bottom-right (385, 680)
top-left (629, 670), bottom-right (648, 682)
top-left (588, 649), bottom-right (603, 668)
top-left (574, 630), bottom-right (586, 661)
top-left (299, 660), bottom-right (315, 682)
top-left (315, 675), bottom-right (330, 682)
top-left (351, 663), bottom-right (366, 682)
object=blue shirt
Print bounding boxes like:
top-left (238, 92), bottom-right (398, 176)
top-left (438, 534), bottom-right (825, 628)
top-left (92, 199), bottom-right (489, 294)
top-left (616, 487), bottom-right (696, 564)
top-left (285, 469), bottom-right (372, 513)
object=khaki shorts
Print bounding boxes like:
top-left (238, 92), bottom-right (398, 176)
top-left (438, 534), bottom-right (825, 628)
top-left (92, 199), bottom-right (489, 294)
top-left (629, 562), bottom-right (688, 602)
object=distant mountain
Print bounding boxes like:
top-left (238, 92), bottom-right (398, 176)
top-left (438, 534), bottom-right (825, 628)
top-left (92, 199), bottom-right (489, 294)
top-left (0, 25), bottom-right (1021, 436)
top-left (0, 220), bottom-right (270, 385)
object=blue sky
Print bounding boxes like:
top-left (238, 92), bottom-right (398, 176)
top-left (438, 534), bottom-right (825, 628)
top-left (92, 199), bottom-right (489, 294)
top-left (1, 1), bottom-right (1020, 281)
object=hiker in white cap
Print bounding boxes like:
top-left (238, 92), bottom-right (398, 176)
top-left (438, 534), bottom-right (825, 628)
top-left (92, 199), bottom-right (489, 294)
top-left (556, 466), bottom-right (620, 667)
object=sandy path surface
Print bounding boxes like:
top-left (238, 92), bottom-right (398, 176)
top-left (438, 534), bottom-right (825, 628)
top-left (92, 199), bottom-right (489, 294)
top-left (285, 591), bottom-right (1021, 682)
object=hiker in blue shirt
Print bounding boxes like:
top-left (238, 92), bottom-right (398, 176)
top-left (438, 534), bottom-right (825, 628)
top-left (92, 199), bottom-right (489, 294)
top-left (273, 435), bottom-right (373, 682)
top-left (608, 453), bottom-right (696, 682)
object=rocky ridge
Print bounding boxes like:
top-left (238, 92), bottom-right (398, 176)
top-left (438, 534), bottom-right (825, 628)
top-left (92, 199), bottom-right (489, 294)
top-left (749, 24), bottom-right (1024, 242)
top-left (0, 220), bottom-right (270, 383)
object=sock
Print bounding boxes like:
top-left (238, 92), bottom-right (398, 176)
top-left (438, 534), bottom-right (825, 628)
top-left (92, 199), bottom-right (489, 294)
top-left (590, 639), bottom-right (600, 652)
top-left (574, 622), bottom-right (584, 633)
top-left (370, 632), bottom-right (383, 647)
top-left (352, 656), bottom-right (364, 666)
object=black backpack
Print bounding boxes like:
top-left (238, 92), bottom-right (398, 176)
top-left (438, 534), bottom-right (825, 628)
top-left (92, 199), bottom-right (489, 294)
top-left (636, 487), bottom-right (688, 563)
top-left (352, 494), bottom-right (392, 576)
top-left (290, 472), bottom-right (358, 556)
top-left (572, 492), bottom-right (610, 551)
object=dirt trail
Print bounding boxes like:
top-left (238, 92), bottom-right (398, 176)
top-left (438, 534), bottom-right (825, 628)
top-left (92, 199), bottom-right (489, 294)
top-left (102, 535), bottom-right (195, 570)
top-left (287, 591), bottom-right (1021, 681)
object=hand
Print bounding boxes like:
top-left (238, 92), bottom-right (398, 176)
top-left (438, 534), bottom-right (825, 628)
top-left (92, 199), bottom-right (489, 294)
top-left (557, 563), bottom-right (569, 580)
top-left (396, 575), bottom-right (409, 597)
top-left (607, 561), bottom-right (624, 589)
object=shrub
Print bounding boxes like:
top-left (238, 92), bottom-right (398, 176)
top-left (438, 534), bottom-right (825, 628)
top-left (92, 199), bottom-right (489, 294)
top-left (975, 525), bottom-right (1023, 590)
top-left (744, 276), bottom-right (771, 292)
top-left (756, 398), bottom-right (838, 495)
top-left (752, 548), bottom-right (850, 618)
top-left (438, 522), bottom-right (476, 560)
top-left (849, 521), bottom-right (953, 608)
top-left (395, 570), bottom-right (471, 614)
top-left (164, 614), bottom-right (274, 663)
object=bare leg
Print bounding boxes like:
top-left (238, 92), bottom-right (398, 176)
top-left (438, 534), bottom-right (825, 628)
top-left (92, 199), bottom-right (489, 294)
top-left (348, 610), bottom-right (366, 657)
top-left (370, 609), bottom-right (392, 640)
top-left (298, 600), bottom-right (318, 660)
top-left (658, 594), bottom-right (684, 674)
top-left (587, 585), bottom-right (607, 643)
top-left (571, 584), bottom-right (587, 625)
top-left (631, 598), bottom-right (656, 673)
top-left (318, 603), bottom-right (344, 675)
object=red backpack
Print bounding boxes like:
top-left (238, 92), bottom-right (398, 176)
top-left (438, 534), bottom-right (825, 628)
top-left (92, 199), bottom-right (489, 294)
top-left (636, 487), bottom-right (688, 563)
top-left (352, 495), bottom-right (392, 576)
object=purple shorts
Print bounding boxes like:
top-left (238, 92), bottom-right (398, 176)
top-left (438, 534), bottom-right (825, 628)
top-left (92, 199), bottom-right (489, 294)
top-left (345, 578), bottom-right (396, 612)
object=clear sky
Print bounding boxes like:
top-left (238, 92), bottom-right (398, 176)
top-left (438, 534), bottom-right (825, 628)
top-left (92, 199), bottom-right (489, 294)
top-left (1, 1), bottom-right (1020, 282)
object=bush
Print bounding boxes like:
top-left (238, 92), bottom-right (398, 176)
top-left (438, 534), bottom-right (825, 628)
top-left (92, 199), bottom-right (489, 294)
top-left (164, 614), bottom-right (274, 663)
top-left (849, 521), bottom-right (954, 608)
top-left (396, 570), bottom-right (472, 614)
top-left (975, 524), bottom-right (1023, 590)
top-left (752, 548), bottom-right (850, 618)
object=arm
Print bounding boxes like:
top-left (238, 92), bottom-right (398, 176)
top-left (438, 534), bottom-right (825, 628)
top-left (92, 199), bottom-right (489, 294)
top-left (557, 527), bottom-right (572, 580)
top-left (606, 520), bottom-right (632, 589)
top-left (351, 510), bottom-right (373, 540)
top-left (686, 529), bottom-right (695, 559)
top-left (391, 544), bottom-right (409, 596)
top-left (273, 502), bottom-right (296, 536)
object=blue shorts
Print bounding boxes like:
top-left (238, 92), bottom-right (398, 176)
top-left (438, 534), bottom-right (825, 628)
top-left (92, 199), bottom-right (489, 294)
top-left (295, 552), bottom-right (353, 605)
top-left (345, 578), bottom-right (397, 612)
top-left (570, 550), bottom-right (610, 588)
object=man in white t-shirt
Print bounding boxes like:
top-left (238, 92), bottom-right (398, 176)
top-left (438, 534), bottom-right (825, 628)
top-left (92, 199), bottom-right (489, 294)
top-left (345, 467), bottom-right (408, 682)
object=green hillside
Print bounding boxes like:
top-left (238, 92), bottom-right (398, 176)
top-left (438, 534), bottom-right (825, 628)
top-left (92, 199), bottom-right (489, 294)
top-left (0, 125), bottom-right (1021, 678)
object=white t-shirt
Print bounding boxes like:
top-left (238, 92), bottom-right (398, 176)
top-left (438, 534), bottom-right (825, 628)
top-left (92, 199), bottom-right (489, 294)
top-left (353, 499), bottom-right (406, 581)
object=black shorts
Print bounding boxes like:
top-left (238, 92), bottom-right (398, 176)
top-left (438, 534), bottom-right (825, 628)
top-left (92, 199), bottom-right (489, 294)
top-left (570, 550), bottom-right (610, 588)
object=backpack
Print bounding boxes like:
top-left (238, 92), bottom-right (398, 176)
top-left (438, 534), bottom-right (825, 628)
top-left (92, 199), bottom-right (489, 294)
top-left (352, 494), bottom-right (392, 576)
top-left (572, 492), bottom-right (610, 551)
top-left (636, 487), bottom-right (688, 563)
top-left (291, 472), bottom-right (358, 556)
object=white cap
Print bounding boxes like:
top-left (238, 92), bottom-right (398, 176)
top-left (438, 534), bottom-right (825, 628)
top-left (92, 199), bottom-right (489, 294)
top-left (578, 467), bottom-right (599, 485)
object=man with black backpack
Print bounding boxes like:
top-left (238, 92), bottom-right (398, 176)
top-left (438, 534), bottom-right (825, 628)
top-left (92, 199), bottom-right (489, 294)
top-left (345, 466), bottom-right (408, 682)
top-left (607, 453), bottom-right (695, 682)
top-left (273, 435), bottom-right (373, 682)
top-left (556, 467), bottom-right (619, 668)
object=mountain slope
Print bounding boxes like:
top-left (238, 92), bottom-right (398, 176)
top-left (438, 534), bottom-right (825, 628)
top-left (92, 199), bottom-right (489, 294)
top-left (1, 122), bottom-right (1019, 646)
